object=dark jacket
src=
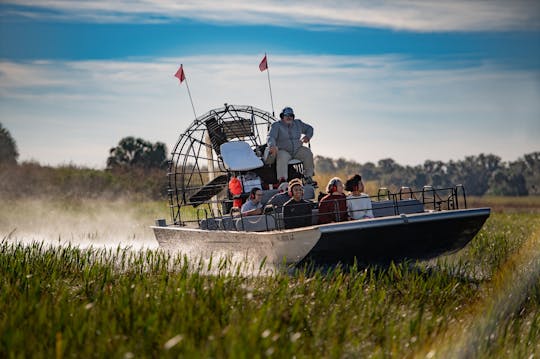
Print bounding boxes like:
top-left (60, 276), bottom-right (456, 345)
top-left (283, 198), bottom-right (312, 229)
top-left (267, 192), bottom-right (291, 209)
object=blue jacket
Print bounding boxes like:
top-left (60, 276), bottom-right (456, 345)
top-left (267, 119), bottom-right (314, 155)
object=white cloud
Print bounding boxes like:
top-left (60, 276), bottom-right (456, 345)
top-left (1, 54), bottom-right (539, 168)
top-left (3, 0), bottom-right (540, 32)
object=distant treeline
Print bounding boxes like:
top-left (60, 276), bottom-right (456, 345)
top-left (315, 152), bottom-right (540, 196)
top-left (0, 152), bottom-right (538, 201)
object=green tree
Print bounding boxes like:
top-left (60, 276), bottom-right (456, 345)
top-left (314, 156), bottom-right (337, 174)
top-left (358, 162), bottom-right (377, 180)
top-left (487, 169), bottom-right (528, 196)
top-left (520, 152), bottom-right (540, 195)
top-left (0, 122), bottom-right (19, 165)
top-left (455, 154), bottom-right (502, 195)
top-left (107, 137), bottom-right (168, 170)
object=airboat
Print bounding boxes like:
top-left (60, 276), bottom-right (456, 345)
top-left (152, 104), bottom-right (490, 266)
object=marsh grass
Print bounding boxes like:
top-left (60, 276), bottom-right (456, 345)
top-left (1, 200), bottom-right (539, 358)
top-left (468, 195), bottom-right (540, 213)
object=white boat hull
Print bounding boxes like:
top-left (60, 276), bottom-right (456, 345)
top-left (152, 225), bottom-right (321, 266)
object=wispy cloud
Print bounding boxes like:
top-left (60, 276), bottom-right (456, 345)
top-left (3, 0), bottom-right (540, 31)
top-left (1, 54), bottom-right (538, 167)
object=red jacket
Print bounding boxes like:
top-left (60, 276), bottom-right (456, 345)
top-left (228, 177), bottom-right (243, 208)
top-left (318, 193), bottom-right (348, 224)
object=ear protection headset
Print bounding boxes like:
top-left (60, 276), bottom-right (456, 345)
top-left (328, 178), bottom-right (339, 193)
top-left (250, 188), bottom-right (261, 200)
top-left (288, 184), bottom-right (304, 197)
top-left (287, 179), bottom-right (302, 196)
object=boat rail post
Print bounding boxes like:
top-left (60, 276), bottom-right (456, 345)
top-left (399, 186), bottom-right (414, 200)
top-left (422, 186), bottom-right (436, 211)
top-left (390, 192), bottom-right (398, 215)
top-left (455, 184), bottom-right (467, 209)
top-left (377, 187), bottom-right (389, 201)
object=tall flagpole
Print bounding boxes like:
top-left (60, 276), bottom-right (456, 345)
top-left (181, 65), bottom-right (197, 119)
top-left (263, 53), bottom-right (275, 117)
top-left (175, 64), bottom-right (197, 118)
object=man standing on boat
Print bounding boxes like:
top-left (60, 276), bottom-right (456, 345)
top-left (267, 107), bottom-right (315, 183)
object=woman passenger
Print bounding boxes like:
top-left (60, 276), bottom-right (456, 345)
top-left (317, 177), bottom-right (348, 224)
top-left (345, 174), bottom-right (374, 220)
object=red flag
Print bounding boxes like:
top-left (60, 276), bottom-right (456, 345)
top-left (259, 55), bottom-right (268, 72)
top-left (174, 65), bottom-right (185, 83)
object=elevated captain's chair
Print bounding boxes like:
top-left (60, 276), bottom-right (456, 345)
top-left (220, 141), bottom-right (264, 171)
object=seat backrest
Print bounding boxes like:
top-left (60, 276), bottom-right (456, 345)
top-left (199, 218), bottom-right (219, 230)
top-left (222, 119), bottom-right (254, 139)
top-left (216, 217), bottom-right (236, 231)
top-left (397, 199), bottom-right (424, 214)
top-left (261, 189), bottom-right (279, 205)
top-left (311, 209), bottom-right (319, 225)
top-left (303, 184), bottom-right (315, 200)
top-left (205, 117), bottom-right (227, 155)
top-left (371, 200), bottom-right (396, 218)
top-left (235, 215), bottom-right (276, 232)
top-left (220, 141), bottom-right (264, 171)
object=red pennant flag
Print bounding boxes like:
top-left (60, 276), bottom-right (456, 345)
top-left (174, 65), bottom-right (185, 83)
top-left (259, 55), bottom-right (268, 72)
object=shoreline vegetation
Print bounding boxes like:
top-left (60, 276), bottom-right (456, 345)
top-left (1, 150), bottom-right (539, 202)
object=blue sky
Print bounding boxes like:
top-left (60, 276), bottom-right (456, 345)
top-left (1, 1), bottom-right (539, 168)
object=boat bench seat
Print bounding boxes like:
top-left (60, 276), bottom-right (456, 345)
top-left (311, 209), bottom-right (319, 225)
top-left (372, 199), bottom-right (425, 217)
top-left (199, 218), bottom-right (219, 230)
top-left (199, 217), bottom-right (236, 231)
top-left (372, 200), bottom-right (396, 217)
top-left (235, 214), bottom-right (276, 232)
top-left (397, 199), bottom-right (425, 214)
top-left (218, 217), bottom-right (236, 230)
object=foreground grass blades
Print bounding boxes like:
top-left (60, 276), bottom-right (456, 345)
top-left (1, 206), bottom-right (539, 357)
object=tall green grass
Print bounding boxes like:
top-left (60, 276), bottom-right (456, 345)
top-left (1, 210), bottom-right (539, 358)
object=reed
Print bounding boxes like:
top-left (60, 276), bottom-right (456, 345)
top-left (1, 205), bottom-right (539, 357)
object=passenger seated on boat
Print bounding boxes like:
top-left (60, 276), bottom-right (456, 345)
top-left (345, 174), bottom-right (374, 220)
top-left (240, 188), bottom-right (263, 216)
top-left (267, 181), bottom-right (291, 210)
top-left (318, 177), bottom-right (348, 224)
top-left (283, 179), bottom-right (312, 229)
